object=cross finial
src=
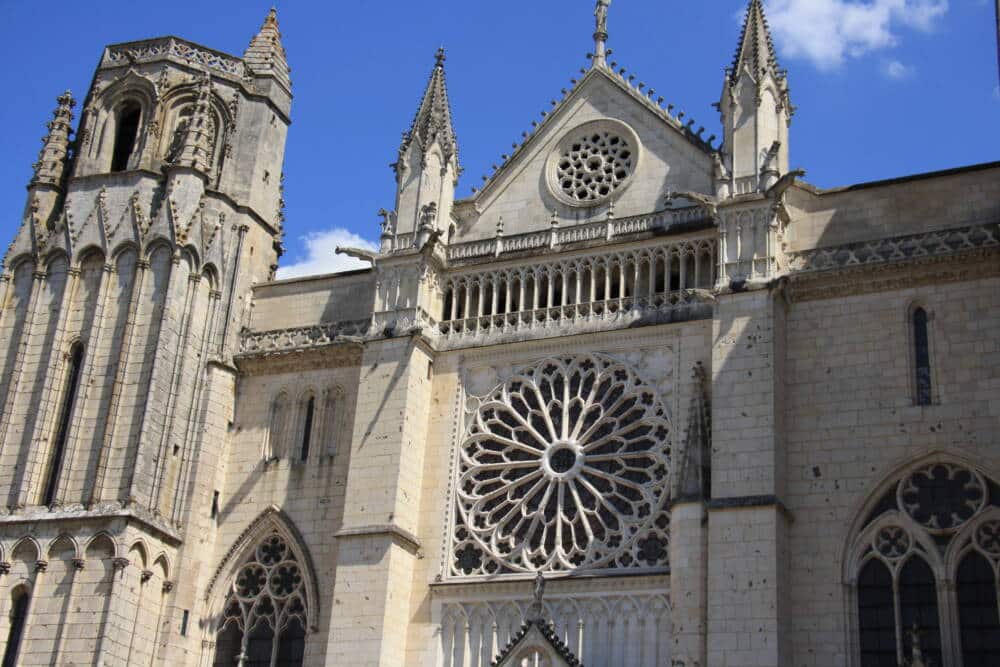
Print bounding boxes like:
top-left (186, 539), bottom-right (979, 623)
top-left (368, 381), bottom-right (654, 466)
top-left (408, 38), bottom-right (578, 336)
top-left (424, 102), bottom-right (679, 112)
top-left (435, 46), bottom-right (447, 67)
top-left (593, 0), bottom-right (612, 67)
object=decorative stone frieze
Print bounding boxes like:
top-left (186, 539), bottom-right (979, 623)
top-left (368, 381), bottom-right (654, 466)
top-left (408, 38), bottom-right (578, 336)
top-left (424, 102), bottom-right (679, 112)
top-left (104, 38), bottom-right (247, 80)
top-left (787, 222), bottom-right (1000, 274)
top-left (445, 207), bottom-right (710, 263)
top-left (238, 319), bottom-right (372, 356)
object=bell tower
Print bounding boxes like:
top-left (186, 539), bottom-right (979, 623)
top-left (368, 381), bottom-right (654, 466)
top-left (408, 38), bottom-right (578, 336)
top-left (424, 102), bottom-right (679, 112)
top-left (0, 10), bottom-right (292, 664)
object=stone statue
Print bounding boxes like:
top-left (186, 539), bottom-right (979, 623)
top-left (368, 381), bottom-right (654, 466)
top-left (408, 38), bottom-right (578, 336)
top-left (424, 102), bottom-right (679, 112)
top-left (908, 623), bottom-right (927, 667)
top-left (527, 572), bottom-right (546, 622)
top-left (533, 571), bottom-right (545, 606)
top-left (595, 0), bottom-right (611, 35)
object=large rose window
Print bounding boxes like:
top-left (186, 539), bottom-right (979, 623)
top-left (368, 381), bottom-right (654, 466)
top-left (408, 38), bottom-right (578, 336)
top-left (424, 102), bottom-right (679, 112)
top-left (453, 354), bottom-right (671, 575)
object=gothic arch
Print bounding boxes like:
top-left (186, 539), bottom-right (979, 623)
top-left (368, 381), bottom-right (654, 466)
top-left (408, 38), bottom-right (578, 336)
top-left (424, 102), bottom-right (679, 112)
top-left (46, 535), bottom-right (80, 561)
top-left (202, 264), bottom-right (221, 291)
top-left (83, 532), bottom-right (119, 560)
top-left (110, 240), bottom-right (140, 263)
top-left (842, 449), bottom-right (1000, 666)
top-left (2, 253), bottom-right (35, 277)
top-left (89, 72), bottom-right (159, 170)
top-left (155, 84), bottom-right (232, 176)
top-left (203, 505), bottom-right (320, 632)
top-left (128, 539), bottom-right (150, 569)
top-left (152, 553), bottom-right (170, 581)
top-left (840, 449), bottom-right (999, 578)
top-left (10, 537), bottom-right (39, 564)
top-left (41, 249), bottom-right (70, 275)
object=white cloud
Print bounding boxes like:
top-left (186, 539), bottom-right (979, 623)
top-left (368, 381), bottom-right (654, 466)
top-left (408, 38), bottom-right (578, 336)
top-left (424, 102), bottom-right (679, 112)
top-left (764, 0), bottom-right (948, 70)
top-left (276, 227), bottom-right (377, 280)
top-left (883, 59), bottom-right (914, 79)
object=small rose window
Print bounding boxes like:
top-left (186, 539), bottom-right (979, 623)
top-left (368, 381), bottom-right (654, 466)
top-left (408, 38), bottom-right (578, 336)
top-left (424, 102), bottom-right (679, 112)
top-left (548, 120), bottom-right (640, 207)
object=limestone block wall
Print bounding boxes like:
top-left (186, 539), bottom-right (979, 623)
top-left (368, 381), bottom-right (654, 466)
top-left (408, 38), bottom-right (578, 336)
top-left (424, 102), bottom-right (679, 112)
top-left (198, 354), bottom-right (361, 664)
top-left (781, 275), bottom-right (1000, 666)
top-left (0, 521), bottom-right (175, 667)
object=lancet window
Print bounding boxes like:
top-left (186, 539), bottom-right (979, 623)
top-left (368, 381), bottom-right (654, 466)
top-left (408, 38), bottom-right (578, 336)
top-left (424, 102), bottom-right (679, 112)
top-left (439, 240), bottom-right (715, 337)
top-left (912, 307), bottom-right (933, 406)
top-left (42, 342), bottom-right (84, 505)
top-left (213, 532), bottom-right (308, 667)
top-left (110, 101), bottom-right (142, 172)
top-left (848, 462), bottom-right (1000, 666)
top-left (1, 587), bottom-right (29, 667)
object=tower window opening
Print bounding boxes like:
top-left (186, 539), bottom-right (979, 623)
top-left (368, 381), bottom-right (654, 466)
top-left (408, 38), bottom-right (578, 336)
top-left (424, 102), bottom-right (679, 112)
top-left (300, 397), bottom-right (315, 462)
top-left (211, 490), bottom-right (220, 520)
top-left (2, 588), bottom-right (29, 667)
top-left (43, 343), bottom-right (84, 506)
top-left (913, 307), bottom-right (932, 406)
top-left (111, 102), bottom-right (142, 173)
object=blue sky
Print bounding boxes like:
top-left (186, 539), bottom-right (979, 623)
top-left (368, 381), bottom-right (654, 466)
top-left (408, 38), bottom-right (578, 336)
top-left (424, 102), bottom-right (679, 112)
top-left (0, 0), bottom-right (996, 277)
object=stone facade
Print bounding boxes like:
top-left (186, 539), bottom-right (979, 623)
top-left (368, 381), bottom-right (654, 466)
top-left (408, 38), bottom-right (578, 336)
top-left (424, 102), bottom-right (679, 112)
top-left (0, 3), bottom-right (997, 667)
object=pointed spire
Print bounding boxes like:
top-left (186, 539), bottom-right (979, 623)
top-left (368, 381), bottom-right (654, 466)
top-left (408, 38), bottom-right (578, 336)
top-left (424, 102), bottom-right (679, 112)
top-left (244, 7), bottom-right (291, 92)
top-left (729, 0), bottom-right (782, 86)
top-left (173, 71), bottom-right (215, 174)
top-left (399, 48), bottom-right (459, 167)
top-left (31, 90), bottom-right (75, 188)
top-left (593, 0), bottom-right (612, 67)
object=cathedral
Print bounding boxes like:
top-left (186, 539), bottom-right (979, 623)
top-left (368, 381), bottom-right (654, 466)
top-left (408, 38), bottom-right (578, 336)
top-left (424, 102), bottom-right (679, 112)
top-left (0, 1), bottom-right (997, 665)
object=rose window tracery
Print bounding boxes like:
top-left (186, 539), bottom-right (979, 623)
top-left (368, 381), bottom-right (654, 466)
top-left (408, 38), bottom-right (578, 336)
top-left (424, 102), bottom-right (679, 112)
top-left (453, 354), bottom-right (671, 575)
top-left (555, 131), bottom-right (633, 203)
top-left (547, 119), bottom-right (640, 207)
top-left (874, 526), bottom-right (911, 560)
top-left (897, 463), bottom-right (986, 532)
top-left (975, 520), bottom-right (1000, 557)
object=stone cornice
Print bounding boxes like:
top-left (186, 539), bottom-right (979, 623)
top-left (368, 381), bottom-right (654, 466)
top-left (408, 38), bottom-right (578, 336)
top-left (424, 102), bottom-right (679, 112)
top-left (430, 571), bottom-right (669, 599)
top-left (786, 246), bottom-right (1000, 303)
top-left (334, 524), bottom-right (422, 554)
top-left (0, 505), bottom-right (182, 545)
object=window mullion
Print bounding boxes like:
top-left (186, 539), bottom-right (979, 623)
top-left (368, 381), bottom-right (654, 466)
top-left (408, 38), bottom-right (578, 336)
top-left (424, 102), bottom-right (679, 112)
top-left (893, 571), bottom-right (904, 666)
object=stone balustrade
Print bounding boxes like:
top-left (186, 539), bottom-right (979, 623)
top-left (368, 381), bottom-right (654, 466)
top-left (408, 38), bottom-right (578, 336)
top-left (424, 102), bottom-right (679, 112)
top-left (439, 238), bottom-right (717, 337)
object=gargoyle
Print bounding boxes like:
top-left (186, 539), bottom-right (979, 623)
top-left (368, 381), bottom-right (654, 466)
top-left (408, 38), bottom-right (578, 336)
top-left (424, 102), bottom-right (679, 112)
top-left (419, 228), bottom-right (445, 255)
top-left (765, 169), bottom-right (806, 202)
top-left (335, 246), bottom-right (378, 264)
top-left (684, 288), bottom-right (717, 304)
top-left (665, 189), bottom-right (719, 220)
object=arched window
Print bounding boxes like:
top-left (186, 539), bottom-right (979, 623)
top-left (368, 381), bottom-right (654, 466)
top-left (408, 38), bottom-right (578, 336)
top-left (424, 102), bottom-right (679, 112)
top-left (849, 462), bottom-right (1000, 666)
top-left (111, 102), bottom-right (142, 172)
top-left (321, 389), bottom-right (341, 460)
top-left (898, 557), bottom-right (941, 664)
top-left (43, 343), bottom-right (84, 505)
top-left (857, 559), bottom-right (895, 666)
top-left (299, 396), bottom-right (315, 463)
top-left (265, 393), bottom-right (289, 462)
top-left (912, 307), bottom-right (932, 406)
top-left (958, 550), bottom-right (1000, 665)
top-left (213, 532), bottom-right (308, 667)
top-left (2, 587), bottom-right (30, 667)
